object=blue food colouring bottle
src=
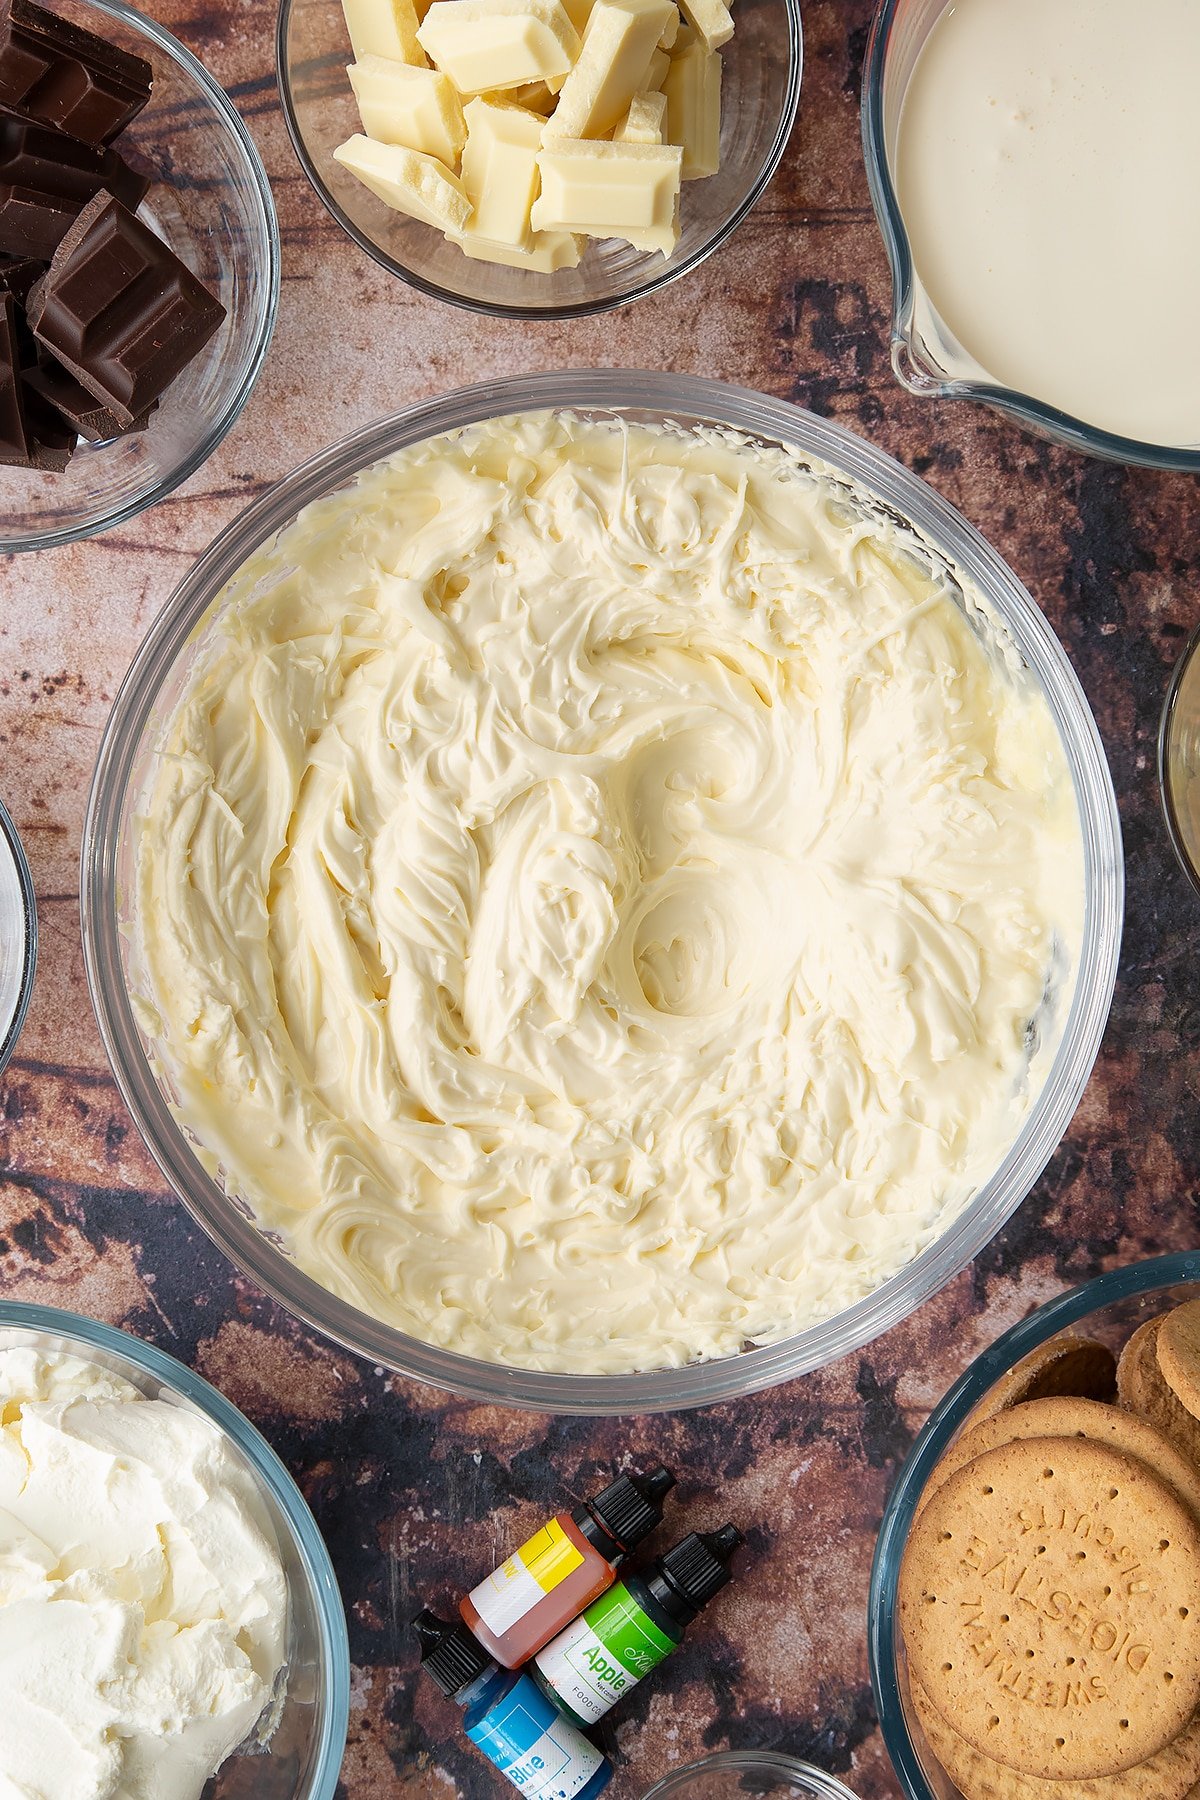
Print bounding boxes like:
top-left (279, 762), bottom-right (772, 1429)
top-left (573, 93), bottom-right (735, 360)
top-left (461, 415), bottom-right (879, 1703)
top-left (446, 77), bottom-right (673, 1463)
top-left (414, 1609), bottom-right (613, 1800)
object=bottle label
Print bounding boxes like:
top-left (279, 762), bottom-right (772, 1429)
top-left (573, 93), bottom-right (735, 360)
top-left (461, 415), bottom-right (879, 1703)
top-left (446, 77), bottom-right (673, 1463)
top-left (468, 1672), bottom-right (606, 1798)
top-left (533, 1585), bottom-right (676, 1724)
top-left (468, 1519), bottom-right (586, 1637)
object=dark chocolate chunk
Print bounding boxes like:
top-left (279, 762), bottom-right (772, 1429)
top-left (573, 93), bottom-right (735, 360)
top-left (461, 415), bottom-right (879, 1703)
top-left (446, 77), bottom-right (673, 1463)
top-left (0, 106), bottom-right (148, 257)
top-left (1, 290), bottom-right (74, 469)
top-left (0, 286), bottom-right (31, 461)
top-left (24, 351), bottom-right (151, 440)
top-left (0, 245), bottom-right (40, 302)
top-left (20, 365), bottom-right (72, 465)
top-left (0, 248), bottom-right (41, 363)
top-left (0, 0), bottom-right (152, 145)
top-left (27, 189), bottom-right (225, 427)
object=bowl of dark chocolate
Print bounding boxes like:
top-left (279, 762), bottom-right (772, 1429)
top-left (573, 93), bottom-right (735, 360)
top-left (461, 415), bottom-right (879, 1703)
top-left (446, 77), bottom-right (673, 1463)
top-left (0, 0), bottom-right (278, 551)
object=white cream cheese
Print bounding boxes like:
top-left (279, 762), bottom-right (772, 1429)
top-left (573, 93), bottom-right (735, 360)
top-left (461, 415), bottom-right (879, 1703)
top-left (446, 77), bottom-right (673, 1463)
top-left (133, 412), bottom-right (1084, 1374)
top-left (0, 1346), bottom-right (288, 1800)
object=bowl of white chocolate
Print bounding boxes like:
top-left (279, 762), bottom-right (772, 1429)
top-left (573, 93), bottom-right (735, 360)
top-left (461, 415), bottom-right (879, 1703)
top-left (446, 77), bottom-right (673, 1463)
top-left (83, 371), bottom-right (1122, 1413)
top-left (275, 0), bottom-right (802, 314)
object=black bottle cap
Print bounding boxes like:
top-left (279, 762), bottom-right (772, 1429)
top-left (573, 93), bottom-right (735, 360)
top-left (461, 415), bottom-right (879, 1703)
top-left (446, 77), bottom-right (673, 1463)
top-left (413, 1608), bottom-right (492, 1700)
top-left (658, 1524), bottom-right (744, 1624)
top-left (588, 1464), bottom-right (676, 1554)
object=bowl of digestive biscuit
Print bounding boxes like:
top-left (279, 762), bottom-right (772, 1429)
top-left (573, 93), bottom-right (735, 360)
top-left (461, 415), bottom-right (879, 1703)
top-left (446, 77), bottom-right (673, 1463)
top-left (870, 1252), bottom-right (1200, 1800)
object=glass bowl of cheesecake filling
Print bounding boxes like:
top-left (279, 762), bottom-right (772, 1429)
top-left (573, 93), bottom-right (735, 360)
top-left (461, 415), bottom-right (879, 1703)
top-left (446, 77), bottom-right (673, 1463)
top-left (82, 372), bottom-right (1123, 1412)
top-left (0, 1303), bottom-right (349, 1800)
top-left (863, 0), bottom-right (1200, 468)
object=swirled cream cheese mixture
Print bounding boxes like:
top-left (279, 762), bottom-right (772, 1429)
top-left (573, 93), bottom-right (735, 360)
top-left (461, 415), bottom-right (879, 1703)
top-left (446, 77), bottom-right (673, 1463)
top-left (134, 413), bottom-right (1084, 1374)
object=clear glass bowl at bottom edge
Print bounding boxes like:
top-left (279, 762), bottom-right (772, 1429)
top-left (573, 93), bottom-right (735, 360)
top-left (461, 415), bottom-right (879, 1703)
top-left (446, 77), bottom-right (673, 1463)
top-left (860, 0), bottom-right (1200, 472)
top-left (81, 369), bottom-right (1124, 1415)
top-left (641, 1750), bottom-right (861, 1797)
top-left (0, 1301), bottom-right (350, 1800)
top-left (868, 1251), bottom-right (1200, 1800)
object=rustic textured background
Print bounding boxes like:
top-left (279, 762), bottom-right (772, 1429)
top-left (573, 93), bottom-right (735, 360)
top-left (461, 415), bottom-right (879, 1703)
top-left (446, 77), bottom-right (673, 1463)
top-left (1, 2), bottom-right (1197, 1795)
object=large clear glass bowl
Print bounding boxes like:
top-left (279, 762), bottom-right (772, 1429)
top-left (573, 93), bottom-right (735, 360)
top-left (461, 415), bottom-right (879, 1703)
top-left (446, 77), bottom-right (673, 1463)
top-left (641, 1751), bottom-right (861, 1798)
top-left (0, 1301), bottom-right (350, 1800)
top-left (0, 796), bottom-right (36, 1077)
top-left (0, 0), bottom-right (280, 552)
top-left (861, 0), bottom-right (1200, 471)
top-left (868, 1252), bottom-right (1200, 1799)
top-left (81, 371), bottom-right (1123, 1414)
top-left (275, 0), bottom-right (801, 318)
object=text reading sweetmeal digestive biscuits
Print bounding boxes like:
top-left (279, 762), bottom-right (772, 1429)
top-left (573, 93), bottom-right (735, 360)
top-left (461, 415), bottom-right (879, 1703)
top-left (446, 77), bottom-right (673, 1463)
top-left (899, 1437), bottom-right (1200, 1781)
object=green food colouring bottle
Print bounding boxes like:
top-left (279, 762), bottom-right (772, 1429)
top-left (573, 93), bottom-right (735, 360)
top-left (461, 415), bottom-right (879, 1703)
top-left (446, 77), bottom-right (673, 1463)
top-left (530, 1524), bottom-right (744, 1727)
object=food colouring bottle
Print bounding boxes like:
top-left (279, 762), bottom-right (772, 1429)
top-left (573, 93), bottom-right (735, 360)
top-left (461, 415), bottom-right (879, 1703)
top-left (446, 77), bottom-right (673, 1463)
top-left (459, 1464), bottom-right (676, 1668)
top-left (530, 1524), bottom-right (744, 1726)
top-left (413, 1609), bottom-right (612, 1800)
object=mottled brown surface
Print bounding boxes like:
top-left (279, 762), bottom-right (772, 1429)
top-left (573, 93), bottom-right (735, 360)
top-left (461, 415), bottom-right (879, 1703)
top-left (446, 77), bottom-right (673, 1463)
top-left (1, 3), bottom-right (1197, 1797)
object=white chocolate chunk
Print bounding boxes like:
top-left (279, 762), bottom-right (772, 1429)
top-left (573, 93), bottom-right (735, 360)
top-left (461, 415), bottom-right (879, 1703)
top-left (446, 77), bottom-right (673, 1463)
top-left (499, 79), bottom-right (560, 111)
top-left (341, 0), bottom-right (427, 63)
top-left (333, 135), bottom-right (472, 230)
top-left (546, 0), bottom-right (675, 139)
top-left (664, 36), bottom-right (721, 178)
top-left (658, 5), bottom-right (680, 45)
top-left (449, 225), bottom-right (584, 269)
top-left (461, 98), bottom-right (544, 247)
top-left (532, 137), bottom-right (682, 253)
top-left (676, 0), bottom-right (732, 49)
top-left (643, 46), bottom-right (670, 89)
top-left (347, 57), bottom-right (467, 162)
top-left (619, 207), bottom-right (679, 254)
top-left (417, 0), bottom-right (580, 92)
top-left (614, 89), bottom-right (666, 142)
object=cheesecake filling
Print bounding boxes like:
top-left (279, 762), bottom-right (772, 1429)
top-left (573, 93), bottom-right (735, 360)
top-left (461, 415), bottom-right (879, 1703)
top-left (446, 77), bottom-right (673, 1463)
top-left (133, 413), bottom-right (1084, 1374)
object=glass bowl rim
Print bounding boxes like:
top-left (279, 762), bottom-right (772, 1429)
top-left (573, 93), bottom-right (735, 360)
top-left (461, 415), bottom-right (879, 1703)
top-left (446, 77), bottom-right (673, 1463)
top-left (867, 1249), bottom-right (1200, 1800)
top-left (81, 368), bottom-right (1123, 1415)
top-left (1157, 621), bottom-right (1200, 901)
top-left (860, 0), bottom-right (1200, 472)
top-left (0, 794), bottom-right (37, 1078)
top-left (0, 0), bottom-right (282, 556)
top-left (0, 1298), bottom-right (351, 1800)
top-left (273, 0), bottom-right (803, 321)
top-left (640, 1748), bottom-right (862, 1797)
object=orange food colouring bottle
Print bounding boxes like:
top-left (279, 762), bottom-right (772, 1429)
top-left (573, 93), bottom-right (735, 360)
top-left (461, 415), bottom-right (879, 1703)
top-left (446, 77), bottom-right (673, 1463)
top-left (459, 1466), bottom-right (676, 1669)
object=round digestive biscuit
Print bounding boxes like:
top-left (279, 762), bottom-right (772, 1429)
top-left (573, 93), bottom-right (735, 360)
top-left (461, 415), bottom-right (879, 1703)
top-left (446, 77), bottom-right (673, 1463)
top-left (918, 1398), bottom-right (1200, 1526)
top-left (1118, 1318), bottom-right (1200, 1469)
top-left (966, 1337), bottom-right (1118, 1428)
top-left (1157, 1300), bottom-right (1200, 1424)
top-left (910, 1677), bottom-right (1200, 1800)
top-left (898, 1436), bottom-right (1200, 1779)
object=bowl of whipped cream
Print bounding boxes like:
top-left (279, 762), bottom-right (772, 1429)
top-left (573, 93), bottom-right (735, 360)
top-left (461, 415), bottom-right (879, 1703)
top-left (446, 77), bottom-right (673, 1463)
top-left (82, 372), bottom-right (1123, 1412)
top-left (0, 1303), bottom-right (349, 1800)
